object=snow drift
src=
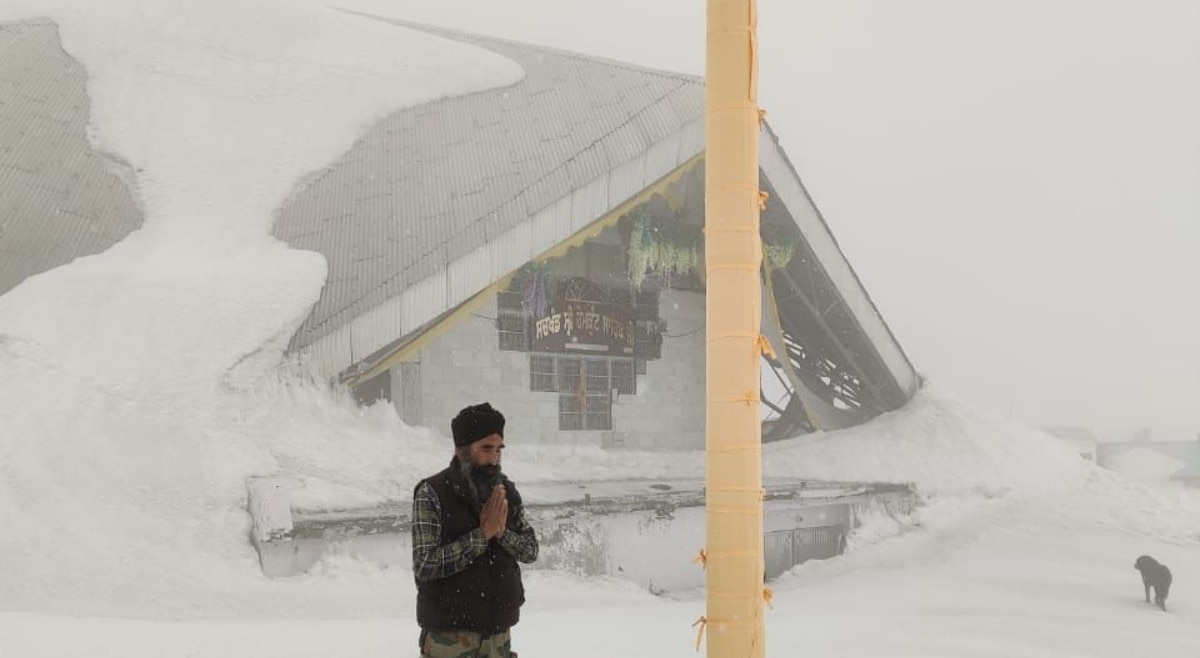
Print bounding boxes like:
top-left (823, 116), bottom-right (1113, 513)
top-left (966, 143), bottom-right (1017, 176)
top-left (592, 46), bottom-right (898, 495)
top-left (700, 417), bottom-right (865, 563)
top-left (0, 0), bottom-right (522, 617)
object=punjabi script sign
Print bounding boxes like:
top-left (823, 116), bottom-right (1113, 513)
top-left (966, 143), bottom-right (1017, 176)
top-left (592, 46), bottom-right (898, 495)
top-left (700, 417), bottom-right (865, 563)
top-left (530, 283), bottom-right (634, 356)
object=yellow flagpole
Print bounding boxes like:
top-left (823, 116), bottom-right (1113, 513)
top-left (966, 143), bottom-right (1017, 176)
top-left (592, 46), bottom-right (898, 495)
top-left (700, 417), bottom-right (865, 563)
top-left (705, 0), bottom-right (765, 657)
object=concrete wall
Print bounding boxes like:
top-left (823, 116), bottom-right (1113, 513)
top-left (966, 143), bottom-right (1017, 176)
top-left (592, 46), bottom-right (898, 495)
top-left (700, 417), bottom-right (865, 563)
top-left (251, 486), bottom-right (918, 585)
top-left (390, 289), bottom-right (706, 451)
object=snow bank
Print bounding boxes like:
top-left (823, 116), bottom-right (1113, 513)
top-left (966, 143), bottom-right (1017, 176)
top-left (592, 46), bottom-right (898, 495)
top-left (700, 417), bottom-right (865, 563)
top-left (0, 0), bottom-right (521, 616)
top-left (764, 383), bottom-right (1094, 497)
top-left (0, 361), bottom-right (1101, 616)
top-left (284, 382), bottom-right (1093, 514)
top-left (1103, 447), bottom-right (1187, 483)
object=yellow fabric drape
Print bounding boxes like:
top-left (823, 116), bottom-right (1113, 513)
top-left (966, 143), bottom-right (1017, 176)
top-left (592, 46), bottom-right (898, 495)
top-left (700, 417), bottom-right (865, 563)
top-left (704, 0), bottom-right (765, 657)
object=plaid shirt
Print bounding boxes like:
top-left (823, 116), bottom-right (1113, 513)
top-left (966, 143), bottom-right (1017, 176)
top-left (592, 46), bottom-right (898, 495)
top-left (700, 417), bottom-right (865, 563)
top-left (411, 480), bottom-right (539, 583)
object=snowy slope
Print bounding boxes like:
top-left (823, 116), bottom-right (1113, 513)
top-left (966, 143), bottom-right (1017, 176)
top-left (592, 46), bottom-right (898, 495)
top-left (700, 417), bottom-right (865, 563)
top-left (763, 383), bottom-right (1094, 498)
top-left (290, 383), bottom-right (1094, 513)
top-left (2, 482), bottom-right (1197, 657)
top-left (0, 0), bottom-right (522, 618)
top-left (0, 0), bottom-right (522, 388)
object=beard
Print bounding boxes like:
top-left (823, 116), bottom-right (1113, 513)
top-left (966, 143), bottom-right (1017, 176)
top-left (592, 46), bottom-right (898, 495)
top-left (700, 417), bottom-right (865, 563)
top-left (459, 458), bottom-right (503, 503)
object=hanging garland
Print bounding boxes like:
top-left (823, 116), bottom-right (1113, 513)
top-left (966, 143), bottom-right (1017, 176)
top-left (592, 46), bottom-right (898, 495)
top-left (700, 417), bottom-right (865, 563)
top-left (763, 241), bottom-right (796, 270)
top-left (626, 215), bottom-right (703, 287)
top-left (761, 219), bottom-right (798, 270)
top-left (624, 214), bottom-right (799, 285)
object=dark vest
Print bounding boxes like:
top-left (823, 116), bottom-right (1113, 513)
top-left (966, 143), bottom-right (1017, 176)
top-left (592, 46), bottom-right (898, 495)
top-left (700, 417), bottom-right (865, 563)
top-left (415, 466), bottom-right (525, 635)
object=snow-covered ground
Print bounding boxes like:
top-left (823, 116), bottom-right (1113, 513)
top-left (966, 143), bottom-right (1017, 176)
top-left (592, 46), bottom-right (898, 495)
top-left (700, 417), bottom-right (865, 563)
top-left (3, 477), bottom-right (1198, 657)
top-left (2, 2), bottom-right (1198, 656)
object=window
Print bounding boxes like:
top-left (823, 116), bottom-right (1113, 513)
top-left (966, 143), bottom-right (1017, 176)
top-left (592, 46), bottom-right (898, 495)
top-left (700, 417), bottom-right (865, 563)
top-left (634, 291), bottom-right (658, 321)
top-left (584, 358), bottom-right (609, 394)
top-left (530, 353), bottom-right (635, 431)
top-left (530, 354), bottom-right (556, 392)
top-left (634, 324), bottom-right (661, 360)
top-left (555, 356), bottom-right (580, 391)
top-left (612, 359), bottom-right (635, 395)
top-left (584, 391), bottom-right (612, 430)
top-left (558, 388), bottom-right (612, 430)
top-left (497, 292), bottom-right (528, 352)
top-left (633, 291), bottom-right (661, 360)
top-left (558, 393), bottom-right (584, 430)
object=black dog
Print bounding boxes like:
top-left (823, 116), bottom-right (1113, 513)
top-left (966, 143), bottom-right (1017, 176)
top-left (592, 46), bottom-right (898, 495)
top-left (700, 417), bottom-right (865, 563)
top-left (1134, 555), bottom-right (1172, 611)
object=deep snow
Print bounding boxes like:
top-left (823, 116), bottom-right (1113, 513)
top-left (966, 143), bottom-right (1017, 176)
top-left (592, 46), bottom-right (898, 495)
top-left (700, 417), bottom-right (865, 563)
top-left (1, 3), bottom-right (1197, 657)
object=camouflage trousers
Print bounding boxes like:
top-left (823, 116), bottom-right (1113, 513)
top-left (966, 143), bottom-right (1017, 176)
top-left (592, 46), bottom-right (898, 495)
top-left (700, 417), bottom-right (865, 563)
top-left (419, 628), bottom-right (516, 658)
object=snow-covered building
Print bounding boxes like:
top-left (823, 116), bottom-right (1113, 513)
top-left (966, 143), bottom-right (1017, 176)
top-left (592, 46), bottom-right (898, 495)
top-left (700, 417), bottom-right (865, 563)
top-left (271, 17), bottom-right (922, 450)
top-left (1098, 441), bottom-right (1200, 487)
top-left (0, 15), bottom-right (918, 452)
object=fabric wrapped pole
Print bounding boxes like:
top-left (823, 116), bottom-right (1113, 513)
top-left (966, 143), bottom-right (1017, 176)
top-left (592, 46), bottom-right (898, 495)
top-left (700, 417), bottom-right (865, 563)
top-left (705, 0), bottom-right (766, 657)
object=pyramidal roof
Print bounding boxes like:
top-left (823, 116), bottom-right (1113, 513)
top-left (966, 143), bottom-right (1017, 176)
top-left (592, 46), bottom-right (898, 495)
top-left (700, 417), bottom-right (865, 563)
top-left (0, 15), bottom-right (915, 406)
top-left (272, 15), bottom-right (706, 354)
top-left (0, 19), bottom-right (144, 298)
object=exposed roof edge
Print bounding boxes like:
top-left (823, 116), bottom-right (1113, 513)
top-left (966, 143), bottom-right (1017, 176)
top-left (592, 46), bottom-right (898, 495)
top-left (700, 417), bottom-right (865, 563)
top-left (758, 124), bottom-right (919, 396)
top-left (296, 117), bottom-right (706, 379)
top-left (277, 15), bottom-right (706, 349)
top-left (300, 118), bottom-right (919, 400)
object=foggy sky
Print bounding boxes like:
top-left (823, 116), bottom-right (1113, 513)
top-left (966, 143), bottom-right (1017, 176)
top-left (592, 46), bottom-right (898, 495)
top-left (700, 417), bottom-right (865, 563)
top-left (339, 0), bottom-right (1200, 441)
